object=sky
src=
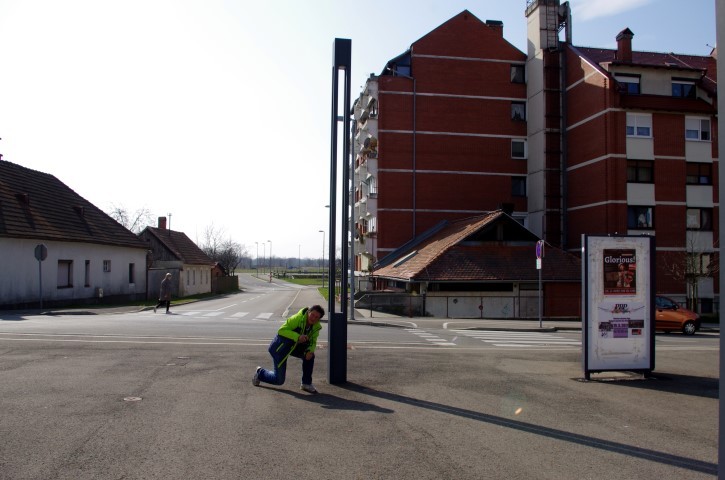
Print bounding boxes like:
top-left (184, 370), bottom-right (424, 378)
top-left (0, 0), bottom-right (717, 260)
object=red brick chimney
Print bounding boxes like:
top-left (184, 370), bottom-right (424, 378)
top-left (616, 28), bottom-right (634, 63)
top-left (158, 216), bottom-right (167, 229)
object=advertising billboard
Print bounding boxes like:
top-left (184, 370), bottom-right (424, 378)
top-left (582, 235), bottom-right (655, 378)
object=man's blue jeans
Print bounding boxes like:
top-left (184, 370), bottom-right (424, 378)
top-left (258, 335), bottom-right (315, 385)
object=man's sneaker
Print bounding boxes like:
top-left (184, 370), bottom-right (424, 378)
top-left (300, 383), bottom-right (318, 394)
top-left (252, 367), bottom-right (262, 387)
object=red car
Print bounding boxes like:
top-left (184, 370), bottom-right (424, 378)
top-left (655, 295), bottom-right (700, 335)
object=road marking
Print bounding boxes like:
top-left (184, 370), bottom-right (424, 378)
top-left (255, 312), bottom-right (274, 320)
top-left (405, 328), bottom-right (456, 346)
top-left (202, 312), bottom-right (224, 317)
top-left (231, 312), bottom-right (249, 318)
top-left (452, 330), bottom-right (581, 348)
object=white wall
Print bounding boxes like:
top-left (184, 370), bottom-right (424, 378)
top-left (0, 238), bottom-right (147, 306)
top-left (180, 264), bottom-right (212, 297)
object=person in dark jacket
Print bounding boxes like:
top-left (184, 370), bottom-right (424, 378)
top-left (154, 273), bottom-right (173, 314)
top-left (253, 305), bottom-right (324, 393)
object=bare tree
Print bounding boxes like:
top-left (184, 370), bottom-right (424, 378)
top-left (107, 204), bottom-right (154, 234)
top-left (199, 225), bottom-right (247, 275)
top-left (661, 233), bottom-right (718, 311)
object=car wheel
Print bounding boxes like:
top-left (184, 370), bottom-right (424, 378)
top-left (682, 321), bottom-right (697, 336)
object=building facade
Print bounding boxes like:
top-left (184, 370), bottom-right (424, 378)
top-left (357, 5), bottom-right (718, 313)
top-left (353, 11), bottom-right (528, 287)
top-left (526, 0), bottom-right (718, 311)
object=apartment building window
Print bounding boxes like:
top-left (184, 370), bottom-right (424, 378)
top-left (368, 176), bottom-right (378, 197)
top-left (103, 260), bottom-right (111, 272)
top-left (128, 263), bottom-right (135, 284)
top-left (627, 206), bottom-right (654, 229)
top-left (510, 65), bottom-right (525, 84)
top-left (84, 260), bottom-right (91, 287)
top-left (511, 139), bottom-right (527, 159)
top-left (626, 113), bottom-right (652, 137)
top-left (511, 102), bottom-right (526, 121)
top-left (686, 162), bottom-right (712, 185)
top-left (511, 177), bottom-right (526, 197)
top-left (685, 117), bottom-right (711, 141)
top-left (672, 79), bottom-right (696, 98)
top-left (686, 208), bottom-right (713, 231)
top-left (369, 216), bottom-right (377, 233)
top-left (615, 74), bottom-right (640, 95)
top-left (627, 160), bottom-right (654, 183)
top-left (58, 260), bottom-right (73, 288)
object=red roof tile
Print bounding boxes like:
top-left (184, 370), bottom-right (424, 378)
top-left (141, 226), bottom-right (213, 266)
top-left (0, 160), bottom-right (148, 249)
top-left (373, 211), bottom-right (580, 283)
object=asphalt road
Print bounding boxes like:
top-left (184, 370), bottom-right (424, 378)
top-left (0, 284), bottom-right (719, 479)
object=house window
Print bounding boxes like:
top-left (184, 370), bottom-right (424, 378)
top-left (627, 160), bottom-right (654, 183)
top-left (615, 74), bottom-right (640, 94)
top-left (511, 102), bottom-right (526, 121)
top-left (511, 177), bottom-right (527, 197)
top-left (627, 206), bottom-right (654, 229)
top-left (672, 79), bottom-right (696, 98)
top-left (369, 216), bottom-right (377, 233)
top-left (686, 162), bottom-right (712, 185)
top-left (85, 260), bottom-right (90, 287)
top-left (511, 139), bottom-right (527, 159)
top-left (685, 117), bottom-right (711, 141)
top-left (510, 65), bottom-right (525, 84)
top-left (103, 260), bottom-right (111, 272)
top-left (187, 270), bottom-right (190, 285)
top-left (128, 263), bottom-right (135, 284)
top-left (626, 113), bottom-right (652, 137)
top-left (57, 260), bottom-right (73, 288)
top-left (686, 208), bottom-right (713, 231)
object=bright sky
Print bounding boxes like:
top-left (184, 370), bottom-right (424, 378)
top-left (0, 0), bottom-right (716, 260)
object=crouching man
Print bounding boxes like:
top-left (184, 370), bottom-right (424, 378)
top-left (252, 305), bottom-right (324, 393)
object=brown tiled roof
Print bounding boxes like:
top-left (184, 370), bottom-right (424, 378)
top-left (373, 211), bottom-right (580, 283)
top-left (574, 46), bottom-right (717, 96)
top-left (142, 226), bottom-right (213, 266)
top-left (0, 160), bottom-right (148, 249)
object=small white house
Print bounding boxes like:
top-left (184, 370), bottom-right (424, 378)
top-left (139, 217), bottom-right (213, 299)
top-left (0, 160), bottom-right (149, 308)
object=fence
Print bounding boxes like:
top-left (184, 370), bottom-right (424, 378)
top-left (355, 292), bottom-right (581, 319)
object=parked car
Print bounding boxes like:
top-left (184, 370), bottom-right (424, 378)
top-left (655, 295), bottom-right (700, 335)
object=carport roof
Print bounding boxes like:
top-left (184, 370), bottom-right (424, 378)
top-left (372, 211), bottom-right (580, 283)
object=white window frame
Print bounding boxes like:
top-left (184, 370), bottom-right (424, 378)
top-left (103, 260), bottom-right (111, 272)
top-left (685, 116), bottom-right (711, 141)
top-left (511, 139), bottom-right (527, 159)
top-left (626, 113), bottom-right (652, 138)
top-left (58, 260), bottom-right (73, 288)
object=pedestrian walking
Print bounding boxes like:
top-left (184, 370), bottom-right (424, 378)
top-left (253, 305), bottom-right (324, 393)
top-left (154, 273), bottom-right (173, 314)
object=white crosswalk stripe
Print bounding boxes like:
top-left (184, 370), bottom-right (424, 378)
top-left (202, 312), bottom-right (224, 317)
top-left (255, 312), bottom-right (274, 320)
top-left (230, 312), bottom-right (249, 318)
top-left (452, 330), bottom-right (581, 348)
top-left (405, 329), bottom-right (456, 346)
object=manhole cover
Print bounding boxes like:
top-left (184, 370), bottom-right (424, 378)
top-left (123, 396), bottom-right (142, 402)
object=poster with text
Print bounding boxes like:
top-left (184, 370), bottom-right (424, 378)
top-left (603, 249), bottom-right (636, 295)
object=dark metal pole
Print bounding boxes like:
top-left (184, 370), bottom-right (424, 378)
top-left (328, 38), bottom-right (351, 384)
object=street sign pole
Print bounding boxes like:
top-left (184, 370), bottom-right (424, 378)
top-left (34, 244), bottom-right (48, 311)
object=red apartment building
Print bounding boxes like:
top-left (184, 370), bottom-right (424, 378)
top-left (353, 11), bottom-right (528, 288)
top-left (354, 3), bottom-right (718, 314)
top-left (526, 0), bottom-right (718, 311)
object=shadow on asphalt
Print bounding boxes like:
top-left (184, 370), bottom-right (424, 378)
top-left (270, 387), bottom-right (395, 413)
top-left (339, 382), bottom-right (716, 476)
top-left (603, 373), bottom-right (719, 400)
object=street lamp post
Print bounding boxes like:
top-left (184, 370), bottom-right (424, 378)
top-left (298, 244), bottom-right (301, 271)
top-left (255, 242), bottom-right (259, 277)
top-left (319, 230), bottom-right (325, 289)
top-left (262, 242), bottom-right (266, 275)
top-left (267, 240), bottom-right (272, 282)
